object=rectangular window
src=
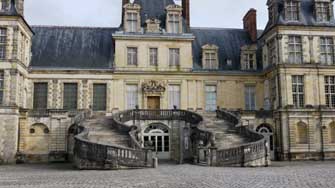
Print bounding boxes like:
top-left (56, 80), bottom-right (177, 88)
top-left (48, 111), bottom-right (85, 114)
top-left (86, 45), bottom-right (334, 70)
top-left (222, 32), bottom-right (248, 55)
top-left (168, 85), bottom-right (181, 109)
top-left (269, 39), bottom-right (277, 65)
top-left (245, 85), bottom-right (256, 110)
top-left (33, 83), bottom-right (48, 109)
top-left (325, 76), bottom-right (335, 108)
top-left (127, 47), bottom-right (138, 65)
top-left (0, 70), bottom-right (4, 105)
top-left (320, 37), bottom-right (334, 65)
top-left (244, 53), bottom-right (255, 70)
top-left (204, 52), bottom-right (217, 69)
top-left (169, 48), bottom-right (180, 66)
top-left (1, 0), bottom-right (8, 11)
top-left (0, 28), bottom-right (6, 59)
top-left (288, 36), bottom-right (303, 64)
top-left (316, 2), bottom-right (330, 22)
top-left (285, 1), bottom-right (299, 21)
top-left (127, 12), bottom-right (138, 32)
top-left (149, 48), bottom-right (158, 66)
top-left (126, 85), bottom-right (138, 109)
top-left (93, 84), bottom-right (107, 111)
top-left (292, 75), bottom-right (304, 108)
top-left (205, 86), bottom-right (217, 111)
top-left (168, 14), bottom-right (180, 33)
top-left (63, 83), bottom-right (78, 110)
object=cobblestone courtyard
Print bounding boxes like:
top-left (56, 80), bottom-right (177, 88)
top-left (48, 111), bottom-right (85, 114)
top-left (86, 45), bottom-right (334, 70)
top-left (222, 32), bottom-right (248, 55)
top-left (0, 162), bottom-right (335, 188)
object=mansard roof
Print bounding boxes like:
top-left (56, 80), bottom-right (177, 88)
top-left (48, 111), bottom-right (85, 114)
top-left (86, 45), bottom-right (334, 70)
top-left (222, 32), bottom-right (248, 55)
top-left (31, 26), bottom-right (118, 69)
top-left (191, 28), bottom-right (263, 71)
top-left (263, 0), bottom-right (335, 35)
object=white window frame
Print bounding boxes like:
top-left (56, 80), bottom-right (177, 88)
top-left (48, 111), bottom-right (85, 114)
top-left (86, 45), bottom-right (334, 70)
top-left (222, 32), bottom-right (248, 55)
top-left (285, 1), bottom-right (299, 21)
top-left (126, 84), bottom-right (138, 110)
top-left (0, 28), bottom-right (6, 59)
top-left (316, 2), bottom-right (330, 22)
top-left (245, 85), bottom-right (256, 110)
top-left (288, 36), bottom-right (303, 64)
top-left (127, 47), bottom-right (138, 65)
top-left (320, 37), bottom-right (334, 65)
top-left (149, 48), bottom-right (158, 66)
top-left (205, 85), bottom-right (217, 111)
top-left (292, 75), bottom-right (305, 108)
top-left (244, 53), bottom-right (256, 70)
top-left (127, 12), bottom-right (138, 32)
top-left (168, 14), bottom-right (180, 34)
top-left (169, 48), bottom-right (180, 66)
top-left (204, 52), bottom-right (217, 69)
top-left (325, 76), bottom-right (335, 108)
top-left (168, 85), bottom-right (181, 109)
top-left (1, 0), bottom-right (8, 11)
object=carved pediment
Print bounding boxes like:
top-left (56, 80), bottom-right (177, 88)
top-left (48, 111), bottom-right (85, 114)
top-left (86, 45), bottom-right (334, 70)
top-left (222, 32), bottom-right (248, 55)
top-left (142, 80), bottom-right (166, 93)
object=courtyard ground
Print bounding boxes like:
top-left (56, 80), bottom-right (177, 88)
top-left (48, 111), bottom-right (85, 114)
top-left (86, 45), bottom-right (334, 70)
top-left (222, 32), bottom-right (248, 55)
top-left (0, 161), bottom-right (335, 188)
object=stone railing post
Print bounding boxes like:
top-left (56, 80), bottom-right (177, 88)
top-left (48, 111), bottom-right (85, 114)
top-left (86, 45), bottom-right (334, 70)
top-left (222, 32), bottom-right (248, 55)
top-left (210, 147), bottom-right (217, 166)
top-left (241, 145), bottom-right (245, 167)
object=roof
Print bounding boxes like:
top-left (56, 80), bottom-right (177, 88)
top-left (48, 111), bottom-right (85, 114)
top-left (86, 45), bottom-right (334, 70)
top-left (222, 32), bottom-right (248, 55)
top-left (31, 26), bottom-right (118, 69)
top-left (134, 0), bottom-right (175, 28)
top-left (191, 28), bottom-right (261, 71)
top-left (263, 0), bottom-right (335, 35)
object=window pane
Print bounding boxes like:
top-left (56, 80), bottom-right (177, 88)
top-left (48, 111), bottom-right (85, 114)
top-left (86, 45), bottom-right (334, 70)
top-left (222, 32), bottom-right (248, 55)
top-left (168, 85), bottom-right (180, 109)
top-left (169, 48), bottom-right (180, 66)
top-left (127, 47), bottom-right (138, 65)
top-left (0, 70), bottom-right (4, 105)
top-left (292, 75), bottom-right (304, 108)
top-left (205, 86), bottom-right (217, 111)
top-left (126, 85), bottom-right (138, 109)
top-left (33, 83), bottom-right (48, 109)
top-left (149, 48), bottom-right (158, 66)
top-left (0, 28), bottom-right (6, 59)
top-left (245, 86), bottom-right (256, 110)
top-left (93, 84), bottom-right (107, 111)
top-left (63, 83), bottom-right (78, 110)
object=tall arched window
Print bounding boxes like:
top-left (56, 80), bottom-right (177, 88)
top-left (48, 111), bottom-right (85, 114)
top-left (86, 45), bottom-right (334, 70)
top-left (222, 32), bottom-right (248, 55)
top-left (329, 122), bottom-right (335, 143)
top-left (297, 122), bottom-right (308, 144)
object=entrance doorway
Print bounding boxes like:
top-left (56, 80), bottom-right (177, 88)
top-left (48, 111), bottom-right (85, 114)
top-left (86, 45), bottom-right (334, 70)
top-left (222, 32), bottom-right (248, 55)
top-left (256, 124), bottom-right (275, 160)
top-left (143, 123), bottom-right (170, 159)
top-left (147, 96), bottom-right (160, 109)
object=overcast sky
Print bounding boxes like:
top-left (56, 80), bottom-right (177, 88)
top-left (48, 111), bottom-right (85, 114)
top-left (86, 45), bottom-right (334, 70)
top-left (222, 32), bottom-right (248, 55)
top-left (25, 0), bottom-right (269, 29)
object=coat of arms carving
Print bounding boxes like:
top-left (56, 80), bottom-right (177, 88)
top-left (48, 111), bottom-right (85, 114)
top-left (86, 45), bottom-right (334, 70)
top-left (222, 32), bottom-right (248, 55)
top-left (142, 80), bottom-right (166, 93)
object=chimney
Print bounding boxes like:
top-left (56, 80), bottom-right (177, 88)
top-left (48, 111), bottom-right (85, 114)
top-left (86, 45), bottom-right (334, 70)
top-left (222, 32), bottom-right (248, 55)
top-left (243, 8), bottom-right (257, 42)
top-left (182, 0), bottom-right (190, 30)
top-left (122, 0), bottom-right (130, 24)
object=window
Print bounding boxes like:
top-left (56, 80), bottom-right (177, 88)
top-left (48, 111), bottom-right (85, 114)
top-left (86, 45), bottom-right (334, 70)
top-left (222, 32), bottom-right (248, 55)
top-left (205, 86), bottom-right (217, 111)
top-left (245, 85), bottom-right (256, 110)
top-left (288, 36), bottom-right (303, 64)
top-left (93, 84), bottom-right (107, 111)
top-left (320, 37), bottom-right (334, 65)
top-left (169, 48), bottom-right (180, 66)
top-left (127, 47), bottom-right (138, 65)
top-left (292, 75), bottom-right (304, 108)
top-left (127, 12), bottom-right (138, 32)
top-left (1, 0), bottom-right (8, 11)
top-left (168, 85), bottom-right (180, 109)
top-left (0, 71), bottom-right (3, 105)
top-left (297, 122), bottom-right (308, 144)
top-left (269, 39), bottom-right (277, 65)
top-left (316, 2), bottom-right (330, 22)
top-left (168, 14), bottom-right (180, 33)
top-left (325, 76), bottom-right (335, 108)
top-left (0, 28), bottom-right (6, 59)
top-left (269, 5), bottom-right (276, 25)
top-left (126, 85), bottom-right (138, 109)
top-left (285, 1), bottom-right (299, 21)
top-left (204, 52), bottom-right (217, 69)
top-left (244, 53), bottom-right (256, 70)
top-left (63, 83), bottom-right (78, 110)
top-left (330, 122), bottom-right (335, 143)
top-left (149, 48), bottom-right (158, 66)
top-left (33, 83), bottom-right (48, 109)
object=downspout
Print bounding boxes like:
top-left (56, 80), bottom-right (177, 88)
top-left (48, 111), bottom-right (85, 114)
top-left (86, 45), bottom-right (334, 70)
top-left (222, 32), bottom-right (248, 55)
top-left (317, 65), bottom-right (325, 160)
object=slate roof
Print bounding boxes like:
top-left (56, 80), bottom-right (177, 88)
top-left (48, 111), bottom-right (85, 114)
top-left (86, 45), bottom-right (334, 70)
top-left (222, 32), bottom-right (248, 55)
top-left (31, 26), bottom-right (118, 69)
top-left (191, 28), bottom-right (261, 71)
top-left (263, 0), bottom-right (335, 35)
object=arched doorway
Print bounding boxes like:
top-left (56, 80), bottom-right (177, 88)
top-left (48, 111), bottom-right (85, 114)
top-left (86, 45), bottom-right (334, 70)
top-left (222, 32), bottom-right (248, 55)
top-left (27, 123), bottom-right (50, 159)
top-left (256, 124), bottom-right (275, 160)
top-left (142, 123), bottom-right (170, 159)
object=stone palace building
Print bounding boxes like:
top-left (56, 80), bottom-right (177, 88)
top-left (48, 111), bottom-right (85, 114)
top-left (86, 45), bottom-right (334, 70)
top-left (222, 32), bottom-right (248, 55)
top-left (1, 0), bottom-right (335, 167)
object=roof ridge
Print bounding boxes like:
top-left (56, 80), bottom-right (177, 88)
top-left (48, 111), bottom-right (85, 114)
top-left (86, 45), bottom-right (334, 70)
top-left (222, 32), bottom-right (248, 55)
top-left (190, 27), bottom-right (245, 31)
top-left (31, 25), bottom-right (119, 30)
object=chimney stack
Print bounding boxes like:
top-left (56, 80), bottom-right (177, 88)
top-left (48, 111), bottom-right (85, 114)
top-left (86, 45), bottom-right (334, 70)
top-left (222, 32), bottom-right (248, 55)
top-left (243, 9), bottom-right (257, 42)
top-left (182, 0), bottom-right (190, 30)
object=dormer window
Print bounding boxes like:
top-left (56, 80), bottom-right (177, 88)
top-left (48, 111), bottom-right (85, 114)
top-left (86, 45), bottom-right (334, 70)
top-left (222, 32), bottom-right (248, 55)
top-left (268, 5), bottom-right (276, 25)
top-left (241, 44), bottom-right (257, 70)
top-left (315, 1), bottom-right (331, 22)
top-left (123, 3), bottom-right (141, 33)
top-left (166, 5), bottom-right (183, 34)
top-left (0, 0), bottom-right (8, 11)
top-left (202, 44), bottom-right (219, 70)
top-left (285, 0), bottom-right (300, 21)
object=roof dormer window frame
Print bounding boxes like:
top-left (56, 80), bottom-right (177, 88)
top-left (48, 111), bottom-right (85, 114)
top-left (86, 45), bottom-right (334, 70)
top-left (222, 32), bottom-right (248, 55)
top-left (0, 0), bottom-right (8, 11)
top-left (202, 44), bottom-right (219, 70)
top-left (285, 0), bottom-right (301, 21)
top-left (166, 4), bottom-right (183, 34)
top-left (123, 3), bottom-right (141, 33)
top-left (314, 0), bottom-right (333, 22)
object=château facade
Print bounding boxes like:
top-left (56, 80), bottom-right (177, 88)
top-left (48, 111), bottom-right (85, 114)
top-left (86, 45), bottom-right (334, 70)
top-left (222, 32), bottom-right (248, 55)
top-left (1, 0), bottom-right (335, 164)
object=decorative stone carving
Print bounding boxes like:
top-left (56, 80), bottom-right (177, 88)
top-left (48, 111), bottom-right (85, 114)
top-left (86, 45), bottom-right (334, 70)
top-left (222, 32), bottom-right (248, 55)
top-left (142, 80), bottom-right (166, 93)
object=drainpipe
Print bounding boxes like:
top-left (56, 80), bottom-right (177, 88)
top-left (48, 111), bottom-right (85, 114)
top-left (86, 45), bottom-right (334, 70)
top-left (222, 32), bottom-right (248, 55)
top-left (317, 65), bottom-right (325, 161)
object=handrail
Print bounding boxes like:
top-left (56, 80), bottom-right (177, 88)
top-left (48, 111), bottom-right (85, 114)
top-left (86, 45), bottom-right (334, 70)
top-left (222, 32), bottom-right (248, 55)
top-left (215, 109), bottom-right (268, 166)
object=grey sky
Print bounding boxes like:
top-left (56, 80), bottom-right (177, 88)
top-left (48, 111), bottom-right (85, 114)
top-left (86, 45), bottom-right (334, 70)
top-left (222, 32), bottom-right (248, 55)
top-left (25, 0), bottom-right (269, 29)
